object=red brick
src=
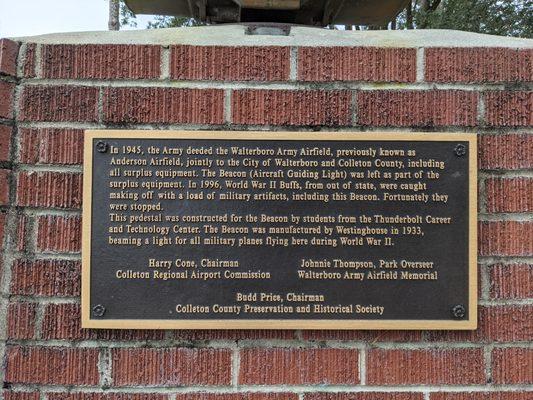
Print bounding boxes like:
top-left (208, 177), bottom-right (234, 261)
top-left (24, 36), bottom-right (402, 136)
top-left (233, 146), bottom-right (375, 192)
top-left (492, 347), bottom-right (533, 384)
top-left (428, 305), bottom-right (533, 343)
top-left (112, 347), bottom-right (231, 386)
top-left (48, 395), bottom-right (168, 400)
top-left (479, 134), bottom-right (533, 170)
top-left (17, 171), bottom-right (82, 209)
top-left (358, 90), bottom-right (478, 126)
top-left (0, 125), bottom-right (12, 161)
top-left (426, 48), bottom-right (533, 83)
top-left (301, 330), bottom-right (422, 342)
top-left (19, 128), bottom-right (84, 164)
top-left (233, 90), bottom-right (352, 126)
top-left (5, 346), bottom-right (99, 385)
top-left (367, 348), bottom-right (485, 385)
top-left (306, 394), bottom-right (423, 400)
top-left (103, 87), bottom-right (224, 124)
top-left (490, 264), bottom-right (532, 299)
top-left (0, 81), bottom-right (14, 119)
top-left (19, 85), bottom-right (99, 122)
top-left (22, 43), bottom-right (36, 78)
top-left (37, 215), bottom-right (81, 252)
top-left (239, 348), bottom-right (359, 385)
top-left (0, 39), bottom-right (19, 77)
top-left (479, 221), bottom-right (533, 256)
top-left (42, 303), bottom-right (165, 341)
top-left (4, 392), bottom-right (40, 400)
top-left (299, 47), bottom-right (416, 82)
top-left (0, 168), bottom-right (9, 205)
top-left (174, 329), bottom-right (295, 341)
top-left (171, 45), bottom-right (290, 81)
top-left (176, 395), bottom-right (297, 400)
top-left (11, 259), bottom-right (81, 297)
top-left (42, 44), bottom-right (161, 79)
top-left (485, 178), bottom-right (533, 213)
top-left (15, 214), bottom-right (27, 251)
top-left (7, 302), bottom-right (36, 339)
top-left (485, 91), bottom-right (533, 127)
top-left (431, 393), bottom-right (533, 400)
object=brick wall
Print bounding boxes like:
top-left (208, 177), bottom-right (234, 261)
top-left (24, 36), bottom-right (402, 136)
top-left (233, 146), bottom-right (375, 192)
top-left (0, 27), bottom-right (532, 400)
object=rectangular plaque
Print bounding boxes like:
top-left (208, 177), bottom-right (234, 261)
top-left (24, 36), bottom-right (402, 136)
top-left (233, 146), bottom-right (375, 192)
top-left (82, 131), bottom-right (477, 330)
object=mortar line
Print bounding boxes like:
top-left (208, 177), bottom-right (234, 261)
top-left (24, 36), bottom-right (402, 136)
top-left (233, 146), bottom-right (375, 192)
top-left (289, 47), bottom-right (298, 81)
top-left (416, 47), bottom-right (425, 82)
top-left (34, 44), bottom-right (42, 79)
top-left (359, 346), bottom-right (367, 385)
top-left (231, 347), bottom-right (240, 387)
top-left (160, 46), bottom-right (171, 80)
top-left (224, 89), bottom-right (233, 125)
top-left (484, 344), bottom-right (493, 384)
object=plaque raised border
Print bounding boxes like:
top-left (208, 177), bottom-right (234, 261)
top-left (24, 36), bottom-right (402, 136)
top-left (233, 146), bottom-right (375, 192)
top-left (82, 130), bottom-right (477, 330)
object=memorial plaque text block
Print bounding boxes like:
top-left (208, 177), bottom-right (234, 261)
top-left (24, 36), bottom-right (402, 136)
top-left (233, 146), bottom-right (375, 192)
top-left (82, 131), bottom-right (477, 329)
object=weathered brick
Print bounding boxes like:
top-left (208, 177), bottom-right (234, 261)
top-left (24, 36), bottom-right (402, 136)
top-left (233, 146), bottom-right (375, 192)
top-left (112, 348), bottom-right (231, 386)
top-left (479, 221), bottom-right (533, 256)
top-left (176, 395), bottom-right (297, 400)
top-left (492, 347), bottom-right (533, 384)
top-left (490, 264), bottom-right (532, 299)
top-left (171, 45), bottom-right (290, 81)
top-left (427, 306), bottom-right (533, 343)
top-left (16, 214), bottom-right (27, 251)
top-left (239, 348), bottom-right (359, 385)
top-left (301, 330), bottom-right (422, 342)
top-left (17, 171), bottom-right (82, 209)
top-left (357, 90), bottom-right (478, 126)
top-left (5, 346), bottom-right (99, 385)
top-left (48, 395), bottom-right (168, 400)
top-left (479, 134), bottom-right (533, 170)
top-left (42, 303), bottom-right (165, 341)
top-left (19, 85), bottom-right (99, 122)
top-left (0, 39), bottom-right (19, 77)
top-left (232, 90), bottom-right (352, 126)
top-left (366, 348), bottom-right (485, 385)
top-left (22, 43), bottom-right (36, 78)
top-left (11, 259), bottom-right (81, 297)
top-left (0, 124), bottom-right (12, 161)
top-left (7, 302), bottom-right (36, 339)
top-left (431, 393), bottom-right (533, 400)
top-left (0, 81), bottom-right (14, 119)
top-left (306, 394), bottom-right (423, 400)
top-left (0, 168), bottom-right (9, 205)
top-left (103, 87), bottom-right (224, 124)
top-left (299, 47), bottom-right (416, 82)
top-left (36, 215), bottom-right (81, 253)
top-left (4, 392), bottom-right (40, 400)
top-left (485, 178), bottom-right (533, 213)
top-left (425, 48), bottom-right (533, 83)
top-left (19, 128), bottom-right (84, 164)
top-left (485, 91), bottom-right (533, 127)
top-left (42, 44), bottom-right (161, 79)
top-left (174, 329), bottom-right (295, 341)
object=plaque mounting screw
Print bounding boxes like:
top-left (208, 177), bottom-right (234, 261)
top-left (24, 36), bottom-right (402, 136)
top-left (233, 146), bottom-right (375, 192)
top-left (452, 305), bottom-right (466, 319)
top-left (96, 141), bottom-right (108, 153)
top-left (454, 144), bottom-right (466, 157)
top-left (92, 304), bottom-right (106, 317)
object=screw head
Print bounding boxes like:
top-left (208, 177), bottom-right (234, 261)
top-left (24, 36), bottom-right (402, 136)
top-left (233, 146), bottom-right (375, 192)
top-left (92, 304), bottom-right (106, 317)
top-left (454, 143), bottom-right (467, 157)
top-left (452, 305), bottom-right (466, 319)
top-left (96, 141), bottom-right (108, 153)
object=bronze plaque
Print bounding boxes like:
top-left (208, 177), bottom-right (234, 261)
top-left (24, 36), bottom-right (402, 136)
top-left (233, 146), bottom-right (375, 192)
top-left (82, 131), bottom-right (477, 330)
